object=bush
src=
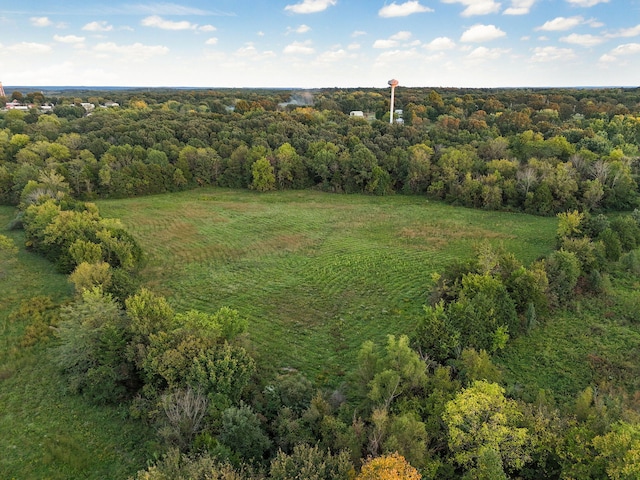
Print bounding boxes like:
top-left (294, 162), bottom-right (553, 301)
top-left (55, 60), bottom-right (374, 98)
top-left (55, 288), bottom-right (135, 403)
top-left (269, 444), bottom-right (354, 480)
top-left (599, 228), bottom-right (622, 262)
top-left (218, 404), bottom-right (271, 463)
top-left (610, 216), bottom-right (640, 251)
top-left (545, 250), bottom-right (581, 306)
top-left (620, 249), bottom-right (640, 275)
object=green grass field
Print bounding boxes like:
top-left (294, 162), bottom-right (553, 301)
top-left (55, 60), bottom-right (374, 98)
top-left (97, 188), bottom-right (558, 383)
top-left (0, 206), bottom-right (153, 480)
top-left (4, 189), bottom-right (640, 478)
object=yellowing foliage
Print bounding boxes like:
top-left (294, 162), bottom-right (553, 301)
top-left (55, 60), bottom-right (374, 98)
top-left (356, 452), bottom-right (421, 480)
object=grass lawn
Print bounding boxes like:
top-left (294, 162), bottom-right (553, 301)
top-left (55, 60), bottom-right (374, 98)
top-left (97, 188), bottom-right (558, 384)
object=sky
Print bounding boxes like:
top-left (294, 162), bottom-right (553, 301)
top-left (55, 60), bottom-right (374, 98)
top-left (0, 0), bottom-right (639, 88)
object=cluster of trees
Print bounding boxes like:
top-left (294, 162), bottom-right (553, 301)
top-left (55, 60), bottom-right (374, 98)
top-left (1, 87), bottom-right (639, 213)
top-left (12, 169), bottom-right (640, 477)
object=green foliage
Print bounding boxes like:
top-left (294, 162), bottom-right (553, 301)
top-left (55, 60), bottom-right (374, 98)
top-left (610, 216), bottom-right (640, 251)
top-left (556, 210), bottom-right (584, 241)
top-left (269, 444), bottom-right (354, 480)
top-left (218, 403), bottom-right (271, 463)
top-left (448, 273), bottom-right (518, 352)
top-left (545, 249), bottom-right (581, 305)
top-left (0, 233), bottom-right (18, 254)
top-left (382, 411), bottom-right (429, 468)
top-left (69, 238), bottom-right (103, 264)
top-left (413, 301), bottom-right (460, 364)
top-left (132, 449), bottom-right (249, 480)
top-left (9, 295), bottom-right (60, 347)
top-left (68, 261), bottom-right (112, 294)
top-left (55, 288), bottom-right (134, 403)
top-left (443, 380), bottom-right (530, 472)
top-left (593, 422), bottom-right (640, 480)
top-left (456, 348), bottom-right (502, 386)
top-left (356, 335), bottom-right (428, 410)
top-left (250, 157), bottom-right (276, 192)
top-left (600, 228), bottom-right (623, 261)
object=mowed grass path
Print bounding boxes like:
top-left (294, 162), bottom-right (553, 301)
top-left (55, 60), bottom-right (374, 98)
top-left (99, 189), bottom-right (558, 383)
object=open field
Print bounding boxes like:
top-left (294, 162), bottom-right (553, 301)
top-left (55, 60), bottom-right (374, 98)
top-left (97, 188), bottom-right (558, 382)
top-left (4, 190), bottom-right (640, 478)
top-left (0, 207), bottom-right (152, 479)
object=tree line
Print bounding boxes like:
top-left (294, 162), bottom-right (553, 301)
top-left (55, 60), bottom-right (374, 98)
top-left (1, 87), bottom-right (639, 214)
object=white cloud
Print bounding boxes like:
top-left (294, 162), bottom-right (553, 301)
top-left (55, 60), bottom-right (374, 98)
top-left (531, 46), bottom-right (576, 62)
top-left (598, 53), bottom-right (616, 63)
top-left (205, 38), bottom-right (218, 45)
top-left (54, 34), bottom-right (86, 44)
top-left (391, 31), bottom-right (413, 41)
top-left (94, 42), bottom-right (169, 59)
top-left (609, 43), bottom-right (640, 55)
top-left (425, 37), bottom-right (456, 50)
top-left (560, 33), bottom-right (604, 47)
top-left (503, 0), bottom-right (536, 15)
top-left (441, 0), bottom-right (502, 17)
top-left (317, 48), bottom-right (352, 63)
top-left (537, 16), bottom-right (583, 31)
top-left (460, 24), bottom-right (506, 42)
top-left (467, 46), bottom-right (510, 60)
top-left (284, 0), bottom-right (337, 14)
top-left (284, 40), bottom-right (315, 54)
top-left (7, 42), bottom-right (52, 54)
top-left (120, 3), bottom-right (212, 15)
top-left (83, 21), bottom-right (113, 32)
top-left (288, 24), bottom-right (311, 34)
top-left (231, 43), bottom-right (275, 61)
top-left (30, 16), bottom-right (52, 27)
top-left (374, 48), bottom-right (421, 66)
top-left (141, 15), bottom-right (196, 30)
top-left (566, 0), bottom-right (609, 6)
top-left (199, 25), bottom-right (216, 32)
top-left (374, 39), bottom-right (399, 49)
top-left (606, 24), bottom-right (640, 38)
top-left (347, 43), bottom-right (361, 50)
top-left (352, 30), bottom-right (367, 37)
top-left (378, 1), bottom-right (433, 18)
top-left (374, 31), bottom-right (413, 49)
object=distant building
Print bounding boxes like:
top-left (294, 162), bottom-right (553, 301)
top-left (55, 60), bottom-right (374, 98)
top-left (350, 110), bottom-right (364, 117)
top-left (81, 102), bottom-right (95, 112)
top-left (0, 82), bottom-right (5, 98)
top-left (5, 99), bottom-right (29, 111)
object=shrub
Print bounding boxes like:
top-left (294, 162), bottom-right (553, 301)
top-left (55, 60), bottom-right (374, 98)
top-left (545, 250), bottom-right (581, 306)
top-left (218, 403), bottom-right (271, 463)
top-left (269, 444), bottom-right (354, 480)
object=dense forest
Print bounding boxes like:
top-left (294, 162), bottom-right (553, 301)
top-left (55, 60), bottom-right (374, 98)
top-left (2, 86), bottom-right (640, 479)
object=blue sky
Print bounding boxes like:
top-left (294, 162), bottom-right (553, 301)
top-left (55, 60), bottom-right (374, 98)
top-left (1, 0), bottom-right (639, 88)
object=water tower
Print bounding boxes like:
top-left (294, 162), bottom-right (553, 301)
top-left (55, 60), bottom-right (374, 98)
top-left (388, 79), bottom-right (399, 124)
